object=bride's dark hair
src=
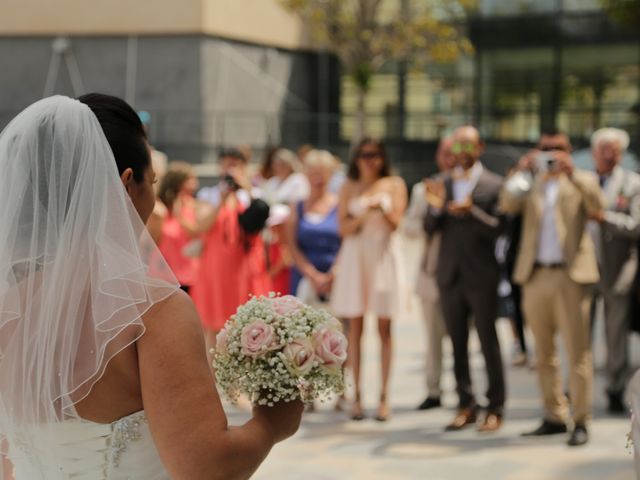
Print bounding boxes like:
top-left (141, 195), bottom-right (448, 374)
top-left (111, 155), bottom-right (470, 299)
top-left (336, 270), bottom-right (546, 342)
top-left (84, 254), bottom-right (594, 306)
top-left (77, 93), bottom-right (151, 182)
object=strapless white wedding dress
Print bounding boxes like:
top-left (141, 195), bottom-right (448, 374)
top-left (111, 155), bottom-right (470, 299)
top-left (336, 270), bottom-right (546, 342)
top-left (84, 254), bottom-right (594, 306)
top-left (7, 411), bottom-right (170, 479)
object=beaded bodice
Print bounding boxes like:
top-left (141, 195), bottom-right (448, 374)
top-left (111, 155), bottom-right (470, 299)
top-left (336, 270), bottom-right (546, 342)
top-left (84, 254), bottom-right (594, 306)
top-left (8, 411), bottom-right (170, 479)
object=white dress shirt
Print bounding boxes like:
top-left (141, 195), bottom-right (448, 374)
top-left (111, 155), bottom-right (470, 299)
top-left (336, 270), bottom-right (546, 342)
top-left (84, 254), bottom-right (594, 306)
top-left (536, 179), bottom-right (564, 264)
top-left (452, 162), bottom-right (483, 202)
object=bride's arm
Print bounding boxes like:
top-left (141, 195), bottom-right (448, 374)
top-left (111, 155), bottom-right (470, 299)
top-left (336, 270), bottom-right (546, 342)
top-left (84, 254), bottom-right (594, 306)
top-left (137, 291), bottom-right (303, 480)
top-left (1, 452), bottom-right (13, 480)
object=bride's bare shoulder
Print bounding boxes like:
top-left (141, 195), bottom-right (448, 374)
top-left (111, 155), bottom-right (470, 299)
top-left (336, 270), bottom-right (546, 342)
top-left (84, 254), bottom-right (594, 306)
top-left (144, 290), bottom-right (198, 323)
top-left (141, 290), bottom-right (203, 343)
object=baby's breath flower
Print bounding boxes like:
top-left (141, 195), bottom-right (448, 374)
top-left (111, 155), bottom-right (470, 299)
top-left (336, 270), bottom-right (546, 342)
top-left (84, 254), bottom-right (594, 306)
top-left (213, 293), bottom-right (347, 406)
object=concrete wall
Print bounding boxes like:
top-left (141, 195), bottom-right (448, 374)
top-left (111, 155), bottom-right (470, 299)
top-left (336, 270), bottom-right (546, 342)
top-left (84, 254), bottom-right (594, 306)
top-left (0, 0), bottom-right (312, 50)
top-left (0, 33), bottom-right (335, 165)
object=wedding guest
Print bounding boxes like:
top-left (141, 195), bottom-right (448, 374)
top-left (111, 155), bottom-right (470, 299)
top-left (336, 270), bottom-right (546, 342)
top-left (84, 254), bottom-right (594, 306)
top-left (328, 154), bottom-right (348, 195)
top-left (262, 148), bottom-right (309, 205)
top-left (139, 110), bottom-right (169, 245)
top-left (588, 127), bottom-right (640, 414)
top-left (501, 128), bottom-right (603, 446)
top-left (192, 148), bottom-right (271, 349)
top-left (404, 137), bottom-right (454, 410)
top-left (156, 162), bottom-right (200, 293)
top-left (285, 150), bottom-right (341, 304)
top-left (424, 126), bottom-right (506, 433)
top-left (266, 204), bottom-right (294, 295)
top-left (627, 369), bottom-right (640, 476)
top-left (253, 145), bottom-right (279, 188)
top-left (297, 144), bottom-right (314, 165)
top-left (330, 139), bottom-right (407, 422)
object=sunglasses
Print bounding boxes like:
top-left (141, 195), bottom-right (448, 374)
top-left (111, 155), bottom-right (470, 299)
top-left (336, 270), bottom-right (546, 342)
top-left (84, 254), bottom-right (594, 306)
top-left (451, 142), bottom-right (476, 154)
top-left (358, 151), bottom-right (382, 160)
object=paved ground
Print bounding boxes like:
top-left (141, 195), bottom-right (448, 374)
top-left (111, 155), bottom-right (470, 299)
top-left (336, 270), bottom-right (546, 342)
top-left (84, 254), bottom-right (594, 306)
top-left (226, 236), bottom-right (639, 480)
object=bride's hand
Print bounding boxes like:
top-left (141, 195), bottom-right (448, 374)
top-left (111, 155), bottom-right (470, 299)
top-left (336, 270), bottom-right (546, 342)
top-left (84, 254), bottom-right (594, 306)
top-left (253, 399), bottom-right (304, 443)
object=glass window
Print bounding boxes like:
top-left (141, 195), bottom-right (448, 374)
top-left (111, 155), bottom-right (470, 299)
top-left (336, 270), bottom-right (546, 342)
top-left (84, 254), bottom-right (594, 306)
top-left (478, 0), bottom-right (558, 17)
top-left (562, 0), bottom-right (602, 12)
top-left (559, 44), bottom-right (640, 142)
top-left (479, 48), bottom-right (555, 141)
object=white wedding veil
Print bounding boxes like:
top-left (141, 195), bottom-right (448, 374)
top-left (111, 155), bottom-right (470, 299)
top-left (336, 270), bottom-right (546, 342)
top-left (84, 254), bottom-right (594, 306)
top-left (0, 96), bottom-right (179, 473)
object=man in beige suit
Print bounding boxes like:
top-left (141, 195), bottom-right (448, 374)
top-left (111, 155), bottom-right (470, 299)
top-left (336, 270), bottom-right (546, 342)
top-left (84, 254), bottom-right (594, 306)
top-left (500, 129), bottom-right (603, 447)
top-left (404, 137), bottom-right (454, 410)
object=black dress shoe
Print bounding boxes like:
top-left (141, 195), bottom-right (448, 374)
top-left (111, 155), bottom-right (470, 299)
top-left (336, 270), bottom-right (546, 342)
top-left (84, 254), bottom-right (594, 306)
top-left (567, 424), bottom-right (588, 447)
top-left (417, 396), bottom-right (441, 410)
top-left (521, 420), bottom-right (567, 437)
top-left (608, 392), bottom-right (626, 414)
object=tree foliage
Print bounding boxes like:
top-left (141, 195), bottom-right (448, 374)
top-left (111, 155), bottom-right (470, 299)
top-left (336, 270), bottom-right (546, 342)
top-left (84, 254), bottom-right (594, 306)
top-left (280, 0), bottom-right (476, 93)
top-left (600, 0), bottom-right (640, 28)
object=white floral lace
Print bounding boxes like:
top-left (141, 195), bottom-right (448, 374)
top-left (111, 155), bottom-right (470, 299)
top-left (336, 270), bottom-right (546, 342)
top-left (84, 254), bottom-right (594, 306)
top-left (107, 412), bottom-right (147, 468)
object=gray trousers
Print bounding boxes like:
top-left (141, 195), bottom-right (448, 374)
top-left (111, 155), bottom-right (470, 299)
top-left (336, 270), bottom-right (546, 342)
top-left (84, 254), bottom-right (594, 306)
top-left (595, 289), bottom-right (631, 395)
top-left (418, 285), bottom-right (447, 397)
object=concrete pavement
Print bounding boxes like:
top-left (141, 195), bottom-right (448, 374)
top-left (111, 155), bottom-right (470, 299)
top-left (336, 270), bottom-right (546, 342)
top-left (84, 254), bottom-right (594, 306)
top-left (226, 236), bottom-right (638, 479)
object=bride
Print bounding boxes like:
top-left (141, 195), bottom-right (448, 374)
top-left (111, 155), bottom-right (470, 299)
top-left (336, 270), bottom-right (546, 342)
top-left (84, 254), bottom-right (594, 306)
top-left (0, 94), bottom-right (303, 479)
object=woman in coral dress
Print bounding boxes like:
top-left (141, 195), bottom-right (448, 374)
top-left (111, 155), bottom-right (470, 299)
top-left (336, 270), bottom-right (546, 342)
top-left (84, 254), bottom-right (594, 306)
top-left (330, 138), bottom-right (407, 422)
top-left (156, 162), bottom-right (200, 293)
top-left (191, 149), bottom-right (271, 348)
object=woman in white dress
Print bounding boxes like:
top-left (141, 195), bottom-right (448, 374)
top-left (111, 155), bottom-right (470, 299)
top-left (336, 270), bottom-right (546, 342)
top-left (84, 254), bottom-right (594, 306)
top-left (330, 138), bottom-right (407, 422)
top-left (0, 94), bottom-right (302, 480)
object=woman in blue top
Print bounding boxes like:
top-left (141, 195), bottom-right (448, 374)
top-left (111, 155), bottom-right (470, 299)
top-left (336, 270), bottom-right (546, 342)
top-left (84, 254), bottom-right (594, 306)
top-left (286, 150), bottom-right (341, 303)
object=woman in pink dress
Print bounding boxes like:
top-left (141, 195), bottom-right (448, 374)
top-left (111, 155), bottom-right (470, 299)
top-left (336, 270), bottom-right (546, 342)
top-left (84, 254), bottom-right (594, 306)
top-left (330, 138), bottom-right (407, 422)
top-left (191, 149), bottom-right (271, 348)
top-left (156, 162), bottom-right (200, 293)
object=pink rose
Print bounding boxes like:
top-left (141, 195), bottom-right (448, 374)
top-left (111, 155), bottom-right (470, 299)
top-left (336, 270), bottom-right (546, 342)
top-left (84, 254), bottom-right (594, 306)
top-left (215, 328), bottom-right (229, 355)
top-left (283, 338), bottom-right (316, 376)
top-left (313, 327), bottom-right (348, 370)
top-left (271, 295), bottom-right (304, 316)
top-left (240, 321), bottom-right (278, 357)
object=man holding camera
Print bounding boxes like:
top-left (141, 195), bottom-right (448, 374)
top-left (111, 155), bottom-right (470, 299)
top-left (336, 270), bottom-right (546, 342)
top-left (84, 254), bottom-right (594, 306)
top-left (500, 129), bottom-right (603, 447)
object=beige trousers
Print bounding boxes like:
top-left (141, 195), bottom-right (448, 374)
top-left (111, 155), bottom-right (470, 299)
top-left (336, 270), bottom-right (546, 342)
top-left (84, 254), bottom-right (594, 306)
top-left (522, 267), bottom-right (593, 425)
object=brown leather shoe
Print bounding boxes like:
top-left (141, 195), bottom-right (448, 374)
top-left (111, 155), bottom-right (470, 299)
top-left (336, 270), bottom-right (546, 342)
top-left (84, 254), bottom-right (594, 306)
top-left (445, 408), bottom-right (477, 431)
top-left (477, 412), bottom-right (503, 433)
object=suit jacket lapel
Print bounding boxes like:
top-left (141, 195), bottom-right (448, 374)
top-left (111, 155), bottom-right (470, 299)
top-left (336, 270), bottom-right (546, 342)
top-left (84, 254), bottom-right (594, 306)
top-left (605, 166), bottom-right (625, 209)
top-left (532, 175), bottom-right (544, 225)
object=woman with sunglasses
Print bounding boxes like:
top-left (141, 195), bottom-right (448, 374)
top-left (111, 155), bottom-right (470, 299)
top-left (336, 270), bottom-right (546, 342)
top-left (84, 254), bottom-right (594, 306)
top-left (330, 138), bottom-right (407, 421)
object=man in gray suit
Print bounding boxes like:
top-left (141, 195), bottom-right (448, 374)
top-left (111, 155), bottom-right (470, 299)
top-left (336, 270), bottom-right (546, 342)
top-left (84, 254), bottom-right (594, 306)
top-left (424, 126), bottom-right (505, 432)
top-left (405, 137), bottom-right (454, 411)
top-left (588, 127), bottom-right (640, 413)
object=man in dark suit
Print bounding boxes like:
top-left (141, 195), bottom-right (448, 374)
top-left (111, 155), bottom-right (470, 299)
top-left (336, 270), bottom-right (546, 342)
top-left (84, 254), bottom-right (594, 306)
top-left (424, 125), bottom-right (506, 432)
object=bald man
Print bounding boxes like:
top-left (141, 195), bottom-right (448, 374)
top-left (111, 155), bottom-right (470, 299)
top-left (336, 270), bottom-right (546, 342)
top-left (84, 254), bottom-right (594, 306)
top-left (424, 126), bottom-right (506, 433)
top-left (405, 137), bottom-right (454, 410)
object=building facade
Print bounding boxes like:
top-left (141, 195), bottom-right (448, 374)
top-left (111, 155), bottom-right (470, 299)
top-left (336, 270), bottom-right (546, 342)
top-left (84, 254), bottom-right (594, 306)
top-left (0, 0), bottom-right (340, 165)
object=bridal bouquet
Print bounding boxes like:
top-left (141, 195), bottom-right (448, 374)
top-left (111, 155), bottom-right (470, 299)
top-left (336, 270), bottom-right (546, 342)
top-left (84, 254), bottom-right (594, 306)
top-left (213, 294), bottom-right (348, 406)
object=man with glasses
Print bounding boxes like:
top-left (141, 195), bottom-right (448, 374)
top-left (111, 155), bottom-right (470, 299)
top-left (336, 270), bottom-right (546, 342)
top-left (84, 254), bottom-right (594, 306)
top-left (588, 128), bottom-right (640, 414)
top-left (500, 128), bottom-right (603, 446)
top-left (424, 126), bottom-right (506, 433)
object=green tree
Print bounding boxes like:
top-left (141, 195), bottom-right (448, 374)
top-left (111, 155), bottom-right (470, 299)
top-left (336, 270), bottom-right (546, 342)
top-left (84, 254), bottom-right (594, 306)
top-left (280, 0), bottom-right (475, 142)
top-left (600, 0), bottom-right (640, 28)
